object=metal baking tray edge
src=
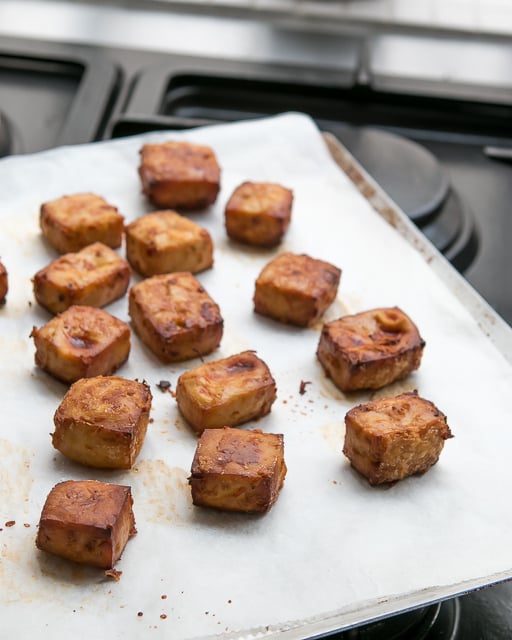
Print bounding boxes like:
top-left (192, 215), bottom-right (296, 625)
top-left (206, 574), bottom-right (512, 639)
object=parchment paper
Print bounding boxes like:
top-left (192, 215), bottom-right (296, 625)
top-left (1, 113), bottom-right (511, 639)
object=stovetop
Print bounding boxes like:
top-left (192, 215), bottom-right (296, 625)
top-left (1, 31), bottom-right (512, 639)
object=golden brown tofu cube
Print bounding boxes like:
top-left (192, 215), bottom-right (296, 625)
top-left (125, 210), bottom-right (213, 276)
top-left (33, 242), bottom-right (131, 315)
top-left (189, 427), bottom-right (287, 513)
top-left (36, 480), bottom-right (136, 569)
top-left (52, 376), bottom-right (152, 469)
top-left (129, 272), bottom-right (223, 363)
top-left (138, 141), bottom-right (221, 210)
top-left (31, 305), bottom-right (131, 383)
top-left (40, 193), bottom-right (124, 254)
top-left (343, 391), bottom-right (453, 485)
top-left (0, 260), bottom-right (7, 303)
top-left (176, 350), bottom-right (277, 433)
top-left (253, 252), bottom-right (341, 327)
top-left (225, 181), bottom-right (293, 247)
top-left (317, 307), bottom-right (425, 392)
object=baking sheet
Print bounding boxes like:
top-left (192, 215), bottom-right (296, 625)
top-left (1, 113), bottom-right (511, 639)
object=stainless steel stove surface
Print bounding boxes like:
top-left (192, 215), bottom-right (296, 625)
top-left (1, 24), bottom-right (512, 639)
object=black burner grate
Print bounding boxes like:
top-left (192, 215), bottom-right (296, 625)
top-left (0, 39), bottom-right (120, 155)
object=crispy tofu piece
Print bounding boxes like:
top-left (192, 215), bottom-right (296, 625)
top-left (125, 210), bottom-right (213, 276)
top-left (343, 391), bottom-right (453, 485)
top-left (31, 305), bottom-right (131, 383)
top-left (225, 181), bottom-right (293, 247)
top-left (129, 272), bottom-right (223, 362)
top-left (176, 350), bottom-right (277, 433)
top-left (253, 252), bottom-right (341, 327)
top-left (138, 141), bottom-right (221, 210)
top-left (0, 260), bottom-right (7, 303)
top-left (33, 242), bottom-right (131, 315)
top-left (36, 480), bottom-right (136, 569)
top-left (40, 193), bottom-right (124, 254)
top-left (189, 427), bottom-right (287, 513)
top-left (52, 376), bottom-right (152, 469)
top-left (317, 307), bottom-right (425, 392)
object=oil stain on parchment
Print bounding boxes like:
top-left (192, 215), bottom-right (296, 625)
top-left (0, 438), bottom-right (33, 513)
top-left (0, 439), bottom-right (41, 603)
top-left (130, 459), bottom-right (192, 525)
top-left (320, 422), bottom-right (345, 452)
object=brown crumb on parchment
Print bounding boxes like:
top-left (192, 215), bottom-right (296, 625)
top-left (156, 380), bottom-right (176, 397)
top-left (104, 569), bottom-right (122, 581)
top-left (299, 380), bottom-right (312, 395)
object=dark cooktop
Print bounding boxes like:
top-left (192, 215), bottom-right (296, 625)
top-left (1, 34), bottom-right (511, 639)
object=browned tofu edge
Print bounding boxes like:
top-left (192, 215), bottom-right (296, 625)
top-left (128, 272), bottom-right (223, 362)
top-left (52, 376), bottom-right (152, 469)
top-left (343, 391), bottom-right (453, 485)
top-left (40, 193), bottom-right (124, 253)
top-left (316, 307), bottom-right (425, 391)
top-left (35, 480), bottom-right (136, 569)
top-left (32, 242), bottom-right (131, 315)
top-left (253, 252), bottom-right (341, 327)
top-left (189, 427), bottom-right (287, 513)
top-left (30, 305), bottom-right (131, 383)
top-left (175, 350), bottom-right (277, 432)
top-left (138, 141), bottom-right (221, 210)
top-left (0, 261), bottom-right (8, 303)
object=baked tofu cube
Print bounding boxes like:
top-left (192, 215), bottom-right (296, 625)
top-left (31, 305), bottom-right (131, 383)
top-left (52, 376), bottom-right (152, 469)
top-left (35, 480), bottom-right (136, 569)
top-left (176, 350), bottom-right (277, 433)
top-left (317, 307), bottom-right (425, 392)
top-left (138, 140), bottom-right (221, 210)
top-left (125, 210), bottom-right (213, 276)
top-left (225, 181), bottom-right (293, 247)
top-left (0, 260), bottom-right (7, 303)
top-left (33, 242), bottom-right (131, 315)
top-left (129, 272), bottom-right (223, 362)
top-left (254, 252), bottom-right (341, 327)
top-left (343, 391), bottom-right (453, 485)
top-left (40, 192), bottom-right (124, 254)
top-left (189, 427), bottom-right (287, 513)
